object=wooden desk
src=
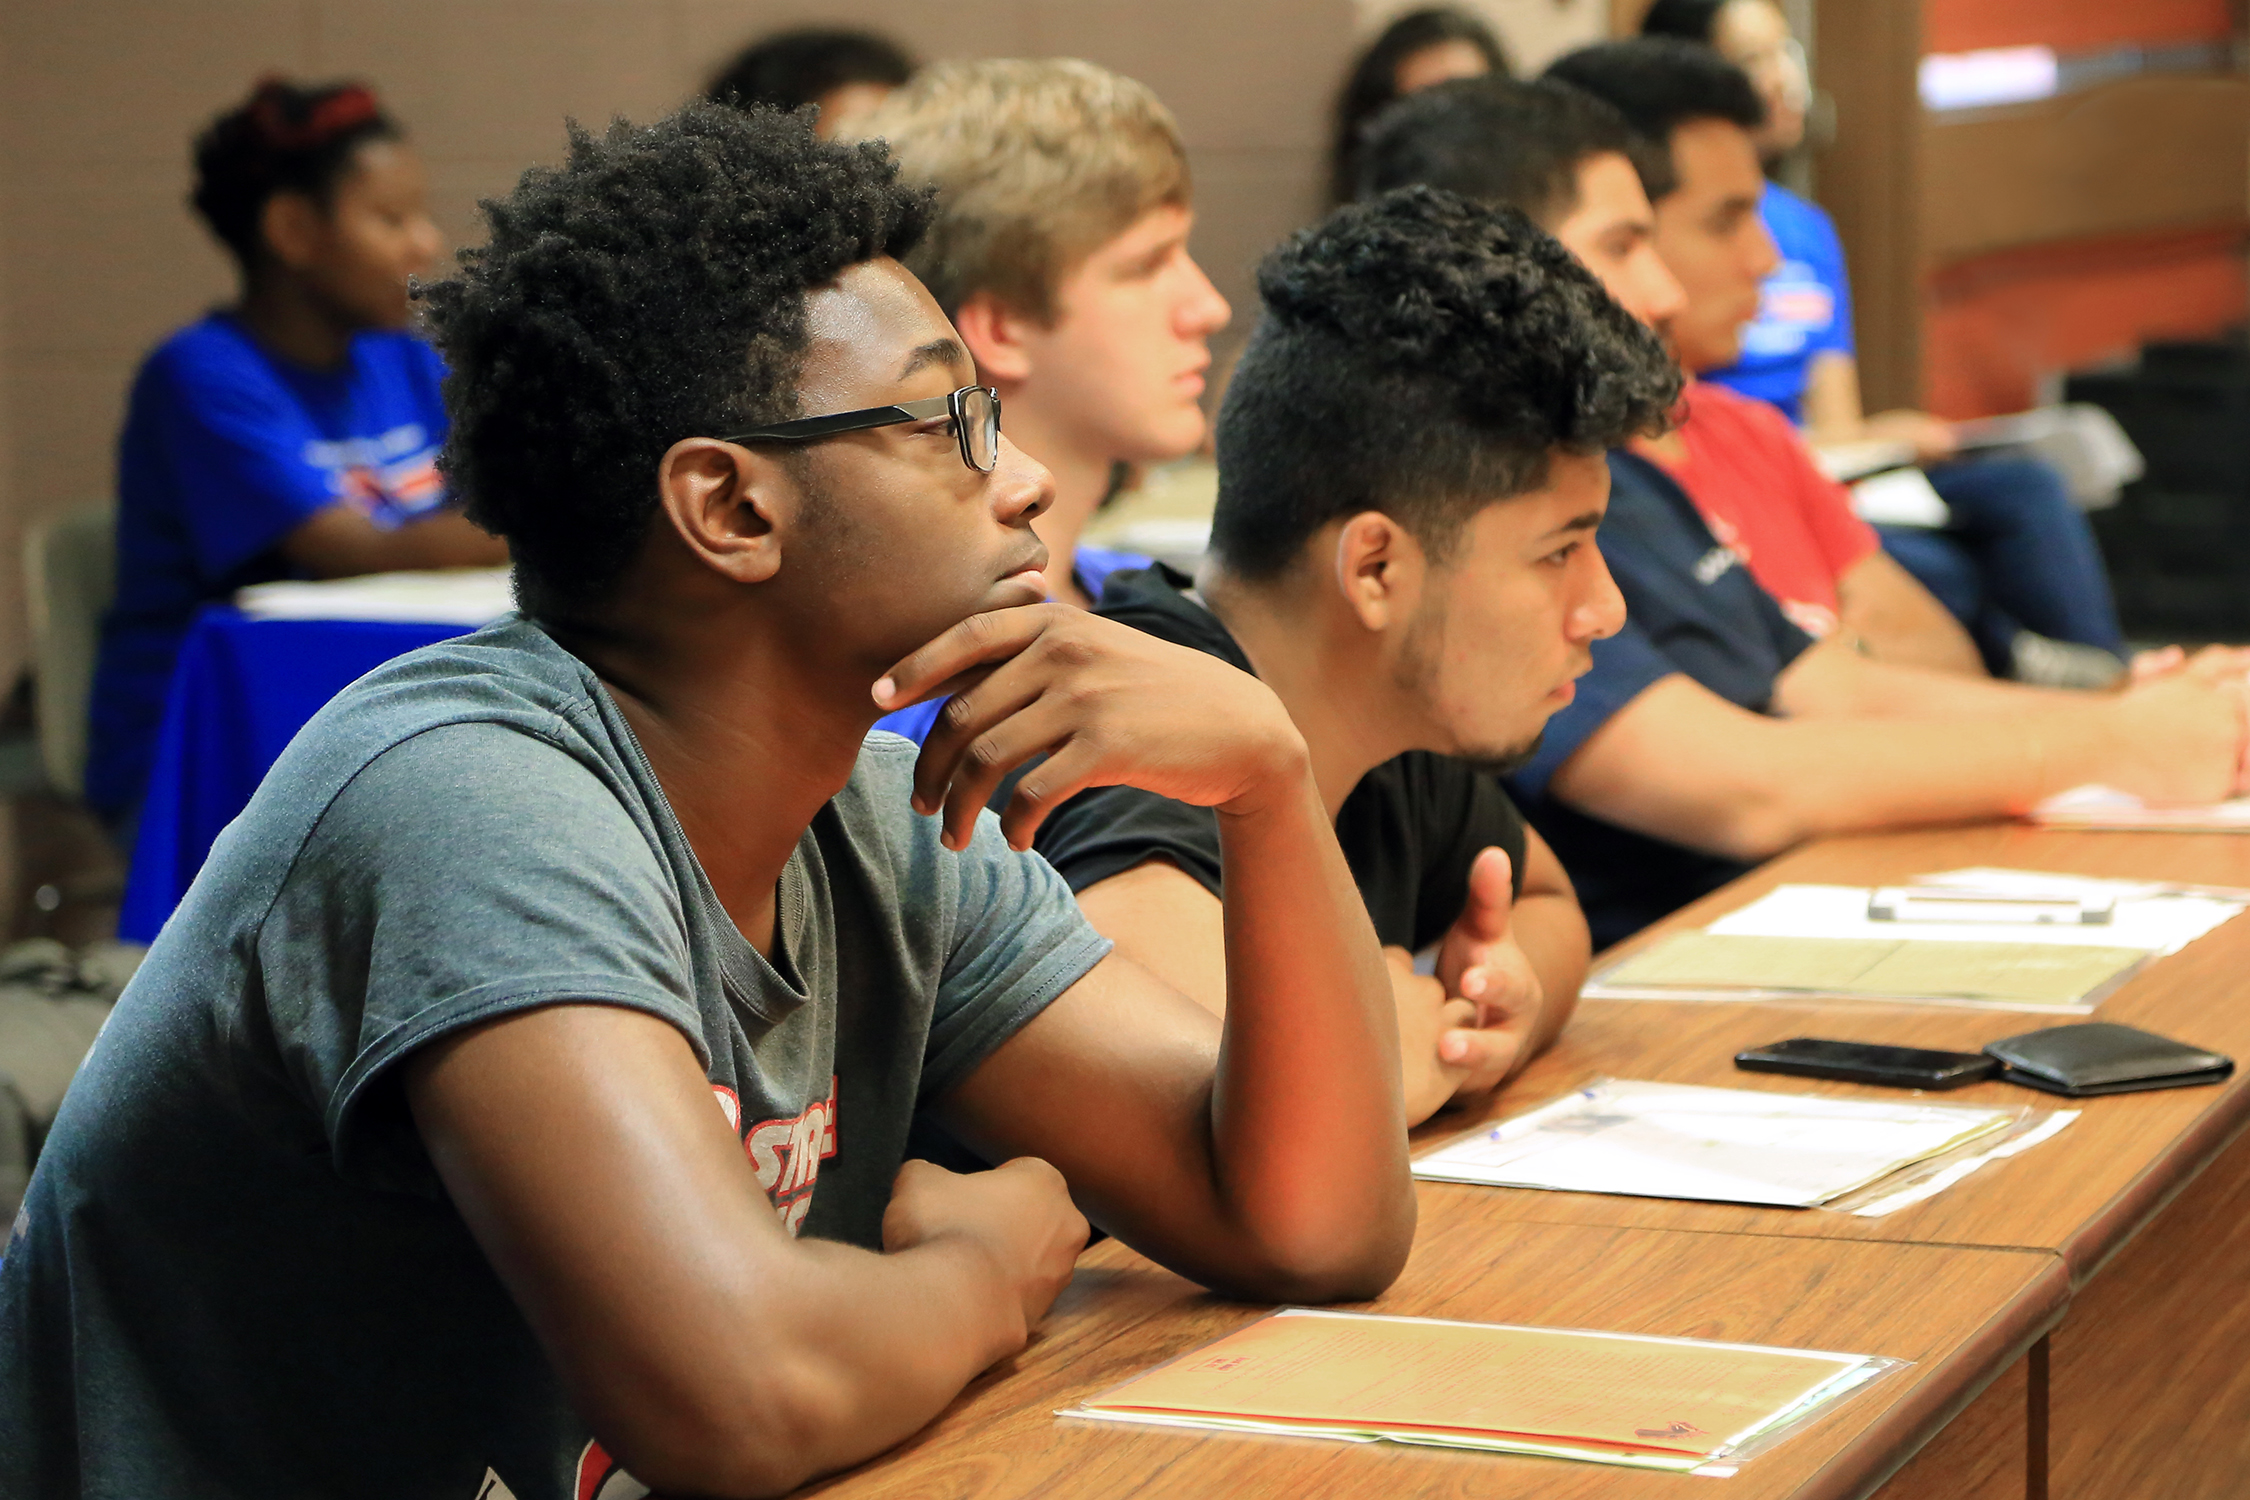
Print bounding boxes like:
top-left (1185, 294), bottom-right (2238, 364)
top-left (1422, 822), bottom-right (2250, 1498)
top-left (807, 822), bottom-right (2250, 1498)
top-left (807, 1219), bottom-right (2063, 1500)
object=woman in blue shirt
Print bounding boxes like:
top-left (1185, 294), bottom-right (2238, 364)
top-left (88, 79), bottom-right (506, 826)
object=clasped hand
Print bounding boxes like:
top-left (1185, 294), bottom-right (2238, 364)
top-left (1393, 846), bottom-right (1546, 1123)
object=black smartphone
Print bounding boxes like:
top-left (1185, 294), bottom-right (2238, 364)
top-left (1735, 1037), bottom-right (1999, 1090)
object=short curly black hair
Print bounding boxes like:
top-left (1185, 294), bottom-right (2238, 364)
top-left (418, 101), bottom-right (931, 617)
top-left (1210, 186), bottom-right (1679, 581)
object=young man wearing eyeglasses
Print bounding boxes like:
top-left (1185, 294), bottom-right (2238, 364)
top-left (0, 106), bottom-right (1416, 1499)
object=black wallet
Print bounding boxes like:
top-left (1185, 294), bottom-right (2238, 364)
top-left (1983, 1023), bottom-right (2234, 1098)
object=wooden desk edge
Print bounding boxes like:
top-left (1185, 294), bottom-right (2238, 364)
top-left (1798, 1250), bottom-right (2069, 1500)
top-left (2062, 1094), bottom-right (2250, 1284)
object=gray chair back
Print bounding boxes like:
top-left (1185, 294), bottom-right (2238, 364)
top-left (23, 507), bottom-right (116, 800)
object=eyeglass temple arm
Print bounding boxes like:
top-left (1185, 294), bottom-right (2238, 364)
top-left (725, 394), bottom-right (952, 444)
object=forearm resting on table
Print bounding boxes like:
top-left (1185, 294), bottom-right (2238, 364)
top-left (1050, 788), bottom-right (1414, 1296)
top-left (1778, 632), bottom-right (2091, 721)
top-left (1835, 551), bottom-right (1984, 678)
top-left (283, 503), bottom-right (508, 579)
top-left (1551, 673), bottom-right (2158, 863)
top-left (408, 1004), bottom-right (1025, 1499)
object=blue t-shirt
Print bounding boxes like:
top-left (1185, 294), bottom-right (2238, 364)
top-left (85, 313), bottom-right (453, 820)
top-left (871, 543), bottom-right (1150, 743)
top-left (1504, 453), bottom-right (1815, 948)
top-left (1703, 183), bottom-right (1854, 424)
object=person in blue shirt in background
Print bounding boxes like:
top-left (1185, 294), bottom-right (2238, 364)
top-left (842, 60), bottom-right (1234, 740)
top-left (1637, 0), bottom-right (2127, 686)
top-left (87, 79), bottom-right (507, 830)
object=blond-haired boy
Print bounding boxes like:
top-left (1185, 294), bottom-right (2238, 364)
top-left (850, 59), bottom-right (1230, 615)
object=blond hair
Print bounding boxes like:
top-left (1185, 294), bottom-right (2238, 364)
top-left (846, 58), bottom-right (1190, 322)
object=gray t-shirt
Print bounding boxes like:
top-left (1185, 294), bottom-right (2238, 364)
top-left (0, 618), bottom-right (1109, 1500)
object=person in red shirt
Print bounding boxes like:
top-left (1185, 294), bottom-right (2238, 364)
top-left (1640, 379), bottom-right (1981, 673)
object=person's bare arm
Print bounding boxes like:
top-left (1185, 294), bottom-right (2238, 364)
top-left (1800, 351), bottom-right (1866, 447)
top-left (281, 504), bottom-right (508, 578)
top-left (1776, 633), bottom-right (2099, 721)
top-left (406, 1003), bottom-right (1085, 1498)
top-left (883, 604), bottom-right (1415, 1300)
top-left (1077, 859), bottom-right (1502, 1126)
top-left (1550, 670), bottom-right (2246, 863)
top-left (1803, 351), bottom-right (1958, 463)
top-left (1834, 549), bottom-right (1984, 677)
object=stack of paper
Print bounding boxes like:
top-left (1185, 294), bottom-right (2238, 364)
top-left (1065, 1308), bottom-right (1896, 1474)
top-left (1590, 929), bottom-right (2145, 1011)
top-left (235, 567), bottom-right (515, 625)
top-left (1412, 1080), bottom-right (2022, 1210)
top-left (1583, 869), bottom-right (2246, 1011)
top-left (2030, 784), bottom-right (2250, 832)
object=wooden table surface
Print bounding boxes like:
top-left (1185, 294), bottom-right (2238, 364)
top-left (1435, 822), bottom-right (2250, 1281)
top-left (809, 821), bottom-right (2250, 1497)
top-left (807, 1219), bottom-right (2064, 1500)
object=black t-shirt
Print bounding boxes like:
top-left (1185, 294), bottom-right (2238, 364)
top-left (1503, 452), bottom-right (1817, 949)
top-left (1031, 565), bottom-right (1528, 951)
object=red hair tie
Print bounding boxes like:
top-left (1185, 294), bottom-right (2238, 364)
top-left (248, 79), bottom-right (382, 152)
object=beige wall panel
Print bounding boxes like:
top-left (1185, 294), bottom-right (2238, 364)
top-left (674, 0), bottom-right (1037, 88)
top-left (1031, 0), bottom-right (1352, 152)
top-left (3, 1), bottom-right (315, 176)
top-left (1183, 147), bottom-right (1326, 331)
top-left (6, 175), bottom-right (233, 360)
top-left (311, 1), bottom-right (682, 166)
top-left (7, 362), bottom-right (131, 524)
top-left (1922, 76), bottom-right (2250, 263)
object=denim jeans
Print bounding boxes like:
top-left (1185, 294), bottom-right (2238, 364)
top-left (1876, 453), bottom-right (2126, 673)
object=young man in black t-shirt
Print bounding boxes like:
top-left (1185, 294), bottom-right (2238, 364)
top-left (995, 188), bottom-right (1680, 1123)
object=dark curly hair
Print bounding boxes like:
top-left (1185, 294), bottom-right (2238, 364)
top-left (1542, 39), bottom-right (1763, 195)
top-left (1328, 7), bottom-right (1509, 207)
top-left (191, 78), bottom-right (400, 270)
top-left (1209, 186), bottom-right (1679, 581)
top-left (417, 102), bottom-right (931, 618)
top-left (1355, 76), bottom-right (1662, 221)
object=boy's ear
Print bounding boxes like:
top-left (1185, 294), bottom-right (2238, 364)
top-left (654, 438), bottom-right (791, 585)
top-left (1332, 511), bottom-right (1424, 635)
top-left (951, 290), bottom-right (1035, 385)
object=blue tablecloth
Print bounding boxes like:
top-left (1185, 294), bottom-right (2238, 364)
top-left (119, 607), bottom-right (468, 941)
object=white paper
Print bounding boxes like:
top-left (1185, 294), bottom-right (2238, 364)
top-left (1845, 1111), bottom-right (2077, 1218)
top-left (235, 567), bottom-right (515, 625)
top-left (1706, 882), bottom-right (2243, 958)
top-left (1915, 866), bottom-right (2250, 904)
top-left (1413, 1080), bottom-right (2015, 1208)
top-left (2030, 783), bottom-right (2250, 832)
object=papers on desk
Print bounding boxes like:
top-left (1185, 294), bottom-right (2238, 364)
top-left (1413, 1080), bottom-right (2030, 1214)
top-left (1062, 1307), bottom-right (1901, 1475)
top-left (2030, 783), bottom-right (2250, 833)
top-left (1583, 869), bottom-right (2247, 1012)
top-left (234, 567), bottom-right (514, 625)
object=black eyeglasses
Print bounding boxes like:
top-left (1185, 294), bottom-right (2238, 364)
top-left (723, 385), bottom-right (1001, 473)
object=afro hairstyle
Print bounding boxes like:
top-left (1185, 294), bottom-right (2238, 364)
top-left (418, 101), bottom-right (931, 618)
top-left (1354, 76), bottom-right (1662, 223)
top-left (1542, 39), bottom-right (1764, 173)
top-left (1209, 186), bottom-right (1679, 581)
